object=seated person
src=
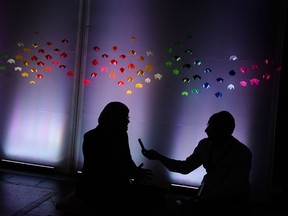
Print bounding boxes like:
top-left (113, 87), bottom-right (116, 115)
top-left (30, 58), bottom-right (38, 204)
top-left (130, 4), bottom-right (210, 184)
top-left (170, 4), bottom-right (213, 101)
top-left (142, 111), bottom-right (252, 216)
top-left (75, 101), bottom-right (165, 215)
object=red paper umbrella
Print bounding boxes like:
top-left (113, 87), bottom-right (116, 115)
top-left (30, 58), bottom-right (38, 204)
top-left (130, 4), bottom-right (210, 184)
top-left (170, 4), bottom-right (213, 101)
top-left (37, 61), bottom-right (45, 67)
top-left (67, 71), bottom-right (73, 76)
top-left (110, 59), bottom-right (118, 65)
top-left (128, 63), bottom-right (135, 69)
top-left (36, 74), bottom-right (43, 79)
top-left (118, 81), bottom-right (125, 86)
top-left (262, 73), bottom-right (271, 80)
top-left (91, 72), bottom-right (98, 77)
top-left (83, 79), bottom-right (91, 85)
top-left (59, 65), bottom-right (66, 69)
top-left (100, 67), bottom-right (108, 72)
top-left (38, 49), bottom-right (45, 54)
top-left (250, 78), bottom-right (260, 85)
top-left (60, 52), bottom-right (68, 58)
top-left (92, 59), bottom-right (98, 65)
top-left (45, 54), bottom-right (52, 60)
top-left (31, 56), bottom-right (38, 61)
top-left (240, 66), bottom-right (248, 73)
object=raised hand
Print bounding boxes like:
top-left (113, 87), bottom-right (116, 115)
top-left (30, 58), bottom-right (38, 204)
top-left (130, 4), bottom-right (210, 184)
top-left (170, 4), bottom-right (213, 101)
top-left (138, 138), bottom-right (161, 160)
top-left (141, 149), bottom-right (162, 160)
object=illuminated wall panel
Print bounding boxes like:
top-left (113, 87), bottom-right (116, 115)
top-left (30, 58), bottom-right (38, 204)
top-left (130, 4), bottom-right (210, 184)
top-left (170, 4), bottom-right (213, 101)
top-left (0, 0), bottom-right (81, 172)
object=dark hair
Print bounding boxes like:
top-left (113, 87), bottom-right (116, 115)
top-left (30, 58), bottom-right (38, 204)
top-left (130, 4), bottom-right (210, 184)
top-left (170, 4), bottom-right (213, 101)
top-left (98, 101), bottom-right (129, 126)
top-left (209, 111), bottom-right (235, 135)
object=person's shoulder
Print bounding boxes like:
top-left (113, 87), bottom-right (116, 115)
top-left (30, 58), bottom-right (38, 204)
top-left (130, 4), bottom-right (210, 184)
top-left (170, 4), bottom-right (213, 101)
top-left (232, 137), bottom-right (252, 155)
top-left (198, 138), bottom-right (212, 148)
top-left (84, 127), bottom-right (98, 137)
top-left (199, 137), bottom-right (210, 143)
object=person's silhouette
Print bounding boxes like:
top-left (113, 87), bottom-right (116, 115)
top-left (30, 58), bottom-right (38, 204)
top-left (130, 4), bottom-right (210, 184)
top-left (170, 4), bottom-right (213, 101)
top-left (75, 101), bottom-right (164, 215)
top-left (142, 110), bottom-right (252, 216)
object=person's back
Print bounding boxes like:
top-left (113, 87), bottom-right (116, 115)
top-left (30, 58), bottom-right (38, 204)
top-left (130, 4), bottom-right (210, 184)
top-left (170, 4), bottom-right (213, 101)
top-left (79, 125), bottom-right (133, 198)
top-left (75, 101), bottom-right (165, 215)
top-left (75, 101), bottom-right (137, 212)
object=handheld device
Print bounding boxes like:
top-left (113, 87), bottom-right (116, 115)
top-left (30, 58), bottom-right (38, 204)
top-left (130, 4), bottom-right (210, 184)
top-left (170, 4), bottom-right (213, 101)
top-left (138, 138), bottom-right (145, 150)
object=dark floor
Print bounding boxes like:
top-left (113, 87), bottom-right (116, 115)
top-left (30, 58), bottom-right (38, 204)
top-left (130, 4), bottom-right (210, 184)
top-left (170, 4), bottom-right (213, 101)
top-left (0, 167), bottom-right (190, 216)
top-left (0, 167), bottom-right (288, 216)
top-left (0, 167), bottom-right (77, 216)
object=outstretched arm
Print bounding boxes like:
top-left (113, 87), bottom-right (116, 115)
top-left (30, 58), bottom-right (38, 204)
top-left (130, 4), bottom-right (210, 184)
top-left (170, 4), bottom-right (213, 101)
top-left (139, 138), bottom-right (201, 174)
top-left (142, 148), bottom-right (194, 174)
top-left (139, 138), bottom-right (169, 162)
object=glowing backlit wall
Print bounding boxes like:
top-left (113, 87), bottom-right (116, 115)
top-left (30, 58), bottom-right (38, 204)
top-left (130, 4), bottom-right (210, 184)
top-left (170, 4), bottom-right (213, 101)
top-left (0, 0), bottom-right (286, 201)
top-left (76, 0), bottom-right (286, 202)
top-left (0, 0), bottom-right (81, 172)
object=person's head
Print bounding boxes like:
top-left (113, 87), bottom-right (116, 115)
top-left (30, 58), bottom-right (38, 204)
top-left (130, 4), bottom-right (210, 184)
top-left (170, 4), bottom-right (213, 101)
top-left (205, 111), bottom-right (235, 141)
top-left (98, 101), bottom-right (130, 131)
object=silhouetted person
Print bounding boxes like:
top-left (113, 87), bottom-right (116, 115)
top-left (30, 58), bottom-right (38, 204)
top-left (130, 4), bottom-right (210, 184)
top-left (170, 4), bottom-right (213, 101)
top-left (75, 101), bottom-right (165, 215)
top-left (141, 111), bottom-right (252, 216)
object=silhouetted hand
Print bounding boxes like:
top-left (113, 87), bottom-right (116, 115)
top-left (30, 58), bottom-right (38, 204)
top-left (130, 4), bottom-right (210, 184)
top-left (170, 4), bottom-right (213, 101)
top-left (132, 163), bottom-right (154, 184)
top-left (141, 149), bottom-right (162, 160)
